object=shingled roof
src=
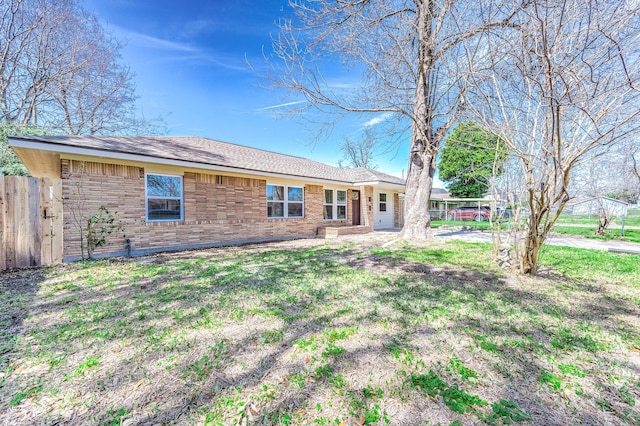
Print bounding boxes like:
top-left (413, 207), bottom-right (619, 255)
top-left (10, 135), bottom-right (405, 186)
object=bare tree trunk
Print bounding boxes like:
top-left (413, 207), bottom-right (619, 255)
top-left (402, 150), bottom-right (437, 239)
top-left (264, 0), bottom-right (529, 242)
top-left (521, 231), bottom-right (543, 275)
top-left (596, 210), bottom-right (610, 237)
top-left (401, 1), bottom-right (442, 240)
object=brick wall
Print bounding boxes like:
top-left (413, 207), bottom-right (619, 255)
top-left (62, 160), bottom-right (145, 259)
top-left (61, 159), bottom-right (365, 259)
top-left (363, 186), bottom-right (374, 227)
top-left (394, 193), bottom-right (401, 227)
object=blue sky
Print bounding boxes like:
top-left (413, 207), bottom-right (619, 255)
top-left (83, 0), bottom-right (419, 180)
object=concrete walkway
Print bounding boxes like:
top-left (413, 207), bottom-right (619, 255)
top-left (430, 228), bottom-right (640, 254)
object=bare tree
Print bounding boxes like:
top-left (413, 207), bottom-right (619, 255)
top-left (612, 140), bottom-right (640, 203)
top-left (0, 0), bottom-right (158, 135)
top-left (0, 0), bottom-right (42, 124)
top-left (468, 0), bottom-right (640, 274)
top-left (50, 9), bottom-right (137, 135)
top-left (339, 127), bottom-right (380, 169)
top-left (628, 149), bottom-right (640, 202)
top-left (595, 199), bottom-right (615, 237)
top-left (567, 142), bottom-right (630, 200)
top-left (264, 0), bottom-right (530, 239)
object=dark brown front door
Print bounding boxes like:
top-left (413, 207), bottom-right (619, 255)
top-left (352, 190), bottom-right (361, 225)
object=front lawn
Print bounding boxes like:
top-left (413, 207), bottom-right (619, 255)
top-left (552, 225), bottom-right (640, 243)
top-left (432, 217), bottom-right (640, 243)
top-left (1, 237), bottom-right (639, 425)
top-left (554, 210), bottom-right (640, 227)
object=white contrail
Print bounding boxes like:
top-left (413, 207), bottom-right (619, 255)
top-left (256, 100), bottom-right (307, 111)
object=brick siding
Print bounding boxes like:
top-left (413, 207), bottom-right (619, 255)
top-left (61, 159), bottom-right (370, 259)
top-left (363, 186), bottom-right (374, 227)
top-left (394, 193), bottom-right (402, 227)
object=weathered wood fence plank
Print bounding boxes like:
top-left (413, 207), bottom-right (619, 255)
top-left (0, 177), bottom-right (6, 271)
top-left (5, 177), bottom-right (18, 270)
top-left (28, 177), bottom-right (41, 267)
top-left (0, 176), bottom-right (63, 271)
top-left (40, 177), bottom-right (52, 266)
top-left (50, 179), bottom-right (63, 265)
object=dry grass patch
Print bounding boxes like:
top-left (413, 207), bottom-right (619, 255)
top-left (0, 234), bottom-right (639, 425)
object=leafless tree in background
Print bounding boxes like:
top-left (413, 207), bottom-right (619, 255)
top-left (50, 8), bottom-right (137, 135)
top-left (615, 140), bottom-right (640, 203)
top-left (265, 0), bottom-right (530, 239)
top-left (594, 198), bottom-right (618, 237)
top-left (339, 127), bottom-right (380, 169)
top-left (0, 0), bottom-right (159, 135)
top-left (467, 0), bottom-right (640, 274)
top-left (567, 139), bottom-right (640, 202)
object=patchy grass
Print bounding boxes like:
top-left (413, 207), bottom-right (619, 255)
top-left (555, 211), bottom-right (640, 227)
top-left (553, 225), bottom-right (640, 243)
top-left (539, 245), bottom-right (640, 282)
top-left (434, 213), bottom-right (640, 242)
top-left (432, 220), bottom-right (510, 231)
top-left (1, 235), bottom-right (639, 425)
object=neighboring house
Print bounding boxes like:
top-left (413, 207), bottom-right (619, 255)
top-left (9, 136), bottom-right (405, 261)
top-left (564, 197), bottom-right (629, 217)
top-left (427, 188), bottom-right (496, 220)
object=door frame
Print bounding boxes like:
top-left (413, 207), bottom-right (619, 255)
top-left (351, 189), bottom-right (361, 226)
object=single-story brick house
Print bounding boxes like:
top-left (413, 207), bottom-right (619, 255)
top-left (9, 136), bottom-right (405, 260)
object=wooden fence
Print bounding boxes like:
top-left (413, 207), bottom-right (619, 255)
top-left (0, 176), bottom-right (63, 271)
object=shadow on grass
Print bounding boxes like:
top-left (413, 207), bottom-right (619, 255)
top-left (1, 241), bottom-right (639, 425)
top-left (0, 268), bottom-right (45, 370)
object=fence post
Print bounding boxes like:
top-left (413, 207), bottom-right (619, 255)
top-left (27, 177), bottom-right (41, 267)
top-left (0, 177), bottom-right (5, 271)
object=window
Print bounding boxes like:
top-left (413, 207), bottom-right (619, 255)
top-left (267, 184), bottom-right (303, 218)
top-left (287, 186), bottom-right (304, 217)
top-left (146, 174), bottom-right (183, 221)
top-left (324, 189), bottom-right (347, 220)
top-left (324, 189), bottom-right (333, 220)
top-left (267, 185), bottom-right (284, 217)
top-left (379, 193), bottom-right (387, 212)
top-left (337, 190), bottom-right (347, 219)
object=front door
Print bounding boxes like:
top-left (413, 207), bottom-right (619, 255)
top-left (352, 190), bottom-right (361, 225)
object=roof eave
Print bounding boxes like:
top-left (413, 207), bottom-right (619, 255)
top-left (8, 137), bottom-right (353, 186)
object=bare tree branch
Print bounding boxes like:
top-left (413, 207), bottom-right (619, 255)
top-left (467, 0), bottom-right (640, 274)
top-left (0, 0), bottom-right (162, 136)
top-left (261, 0), bottom-right (528, 239)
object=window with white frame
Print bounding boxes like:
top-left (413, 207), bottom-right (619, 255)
top-left (337, 190), bottom-right (347, 219)
top-left (324, 189), bottom-right (347, 220)
top-left (267, 184), bottom-right (303, 218)
top-left (323, 189), bottom-right (333, 220)
top-left (379, 193), bottom-right (387, 212)
top-left (146, 173), bottom-right (183, 221)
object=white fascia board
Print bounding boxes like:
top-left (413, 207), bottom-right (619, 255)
top-left (353, 181), bottom-right (381, 186)
top-left (9, 138), bottom-right (352, 186)
top-left (353, 181), bottom-right (405, 190)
